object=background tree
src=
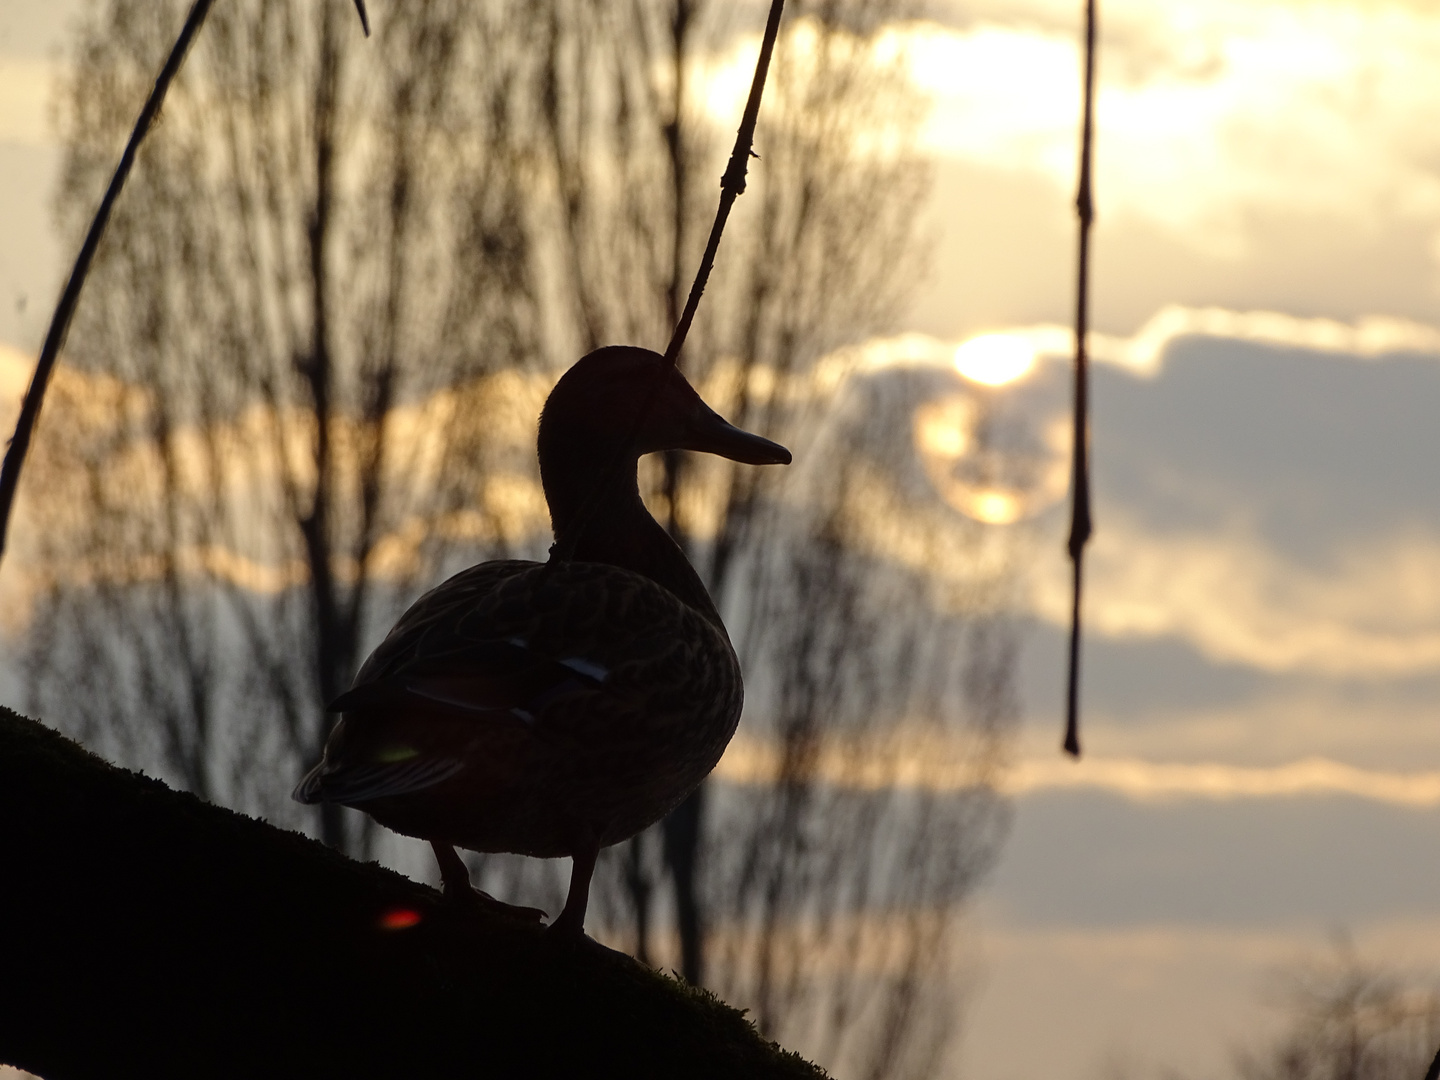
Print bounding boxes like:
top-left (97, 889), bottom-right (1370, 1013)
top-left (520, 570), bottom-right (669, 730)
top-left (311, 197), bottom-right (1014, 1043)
top-left (28, 0), bottom-right (544, 854)
top-left (1235, 945), bottom-right (1440, 1080)
top-left (20, 1), bottom-right (1019, 1074)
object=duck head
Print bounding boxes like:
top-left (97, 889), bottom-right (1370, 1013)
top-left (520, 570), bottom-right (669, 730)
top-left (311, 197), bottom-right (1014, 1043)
top-left (538, 345), bottom-right (790, 608)
top-left (538, 345), bottom-right (790, 485)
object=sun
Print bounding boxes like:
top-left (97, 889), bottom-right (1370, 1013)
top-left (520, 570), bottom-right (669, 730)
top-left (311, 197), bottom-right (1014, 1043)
top-left (953, 333), bottom-right (1036, 387)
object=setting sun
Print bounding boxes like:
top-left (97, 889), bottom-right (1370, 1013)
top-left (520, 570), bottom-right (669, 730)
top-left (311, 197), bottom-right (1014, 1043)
top-left (952, 334), bottom-right (1036, 387)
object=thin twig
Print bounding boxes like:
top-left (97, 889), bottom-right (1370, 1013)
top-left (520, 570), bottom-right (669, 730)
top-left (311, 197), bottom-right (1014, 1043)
top-left (551, 0), bottom-right (787, 564)
top-left (353, 0), bottom-right (371, 37)
top-left (1063, 0), bottom-right (1097, 758)
top-left (0, 0), bottom-right (217, 567)
top-left (661, 0), bottom-right (786, 369)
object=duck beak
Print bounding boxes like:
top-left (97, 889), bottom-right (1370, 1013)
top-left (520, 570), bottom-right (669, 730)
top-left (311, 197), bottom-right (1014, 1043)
top-left (685, 403), bottom-right (792, 465)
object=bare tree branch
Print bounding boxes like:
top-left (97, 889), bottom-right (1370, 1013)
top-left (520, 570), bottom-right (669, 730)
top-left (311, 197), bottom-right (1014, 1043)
top-left (0, 0), bottom-right (216, 567)
top-left (1064, 0), bottom-right (1098, 758)
top-left (0, 707), bottom-right (824, 1080)
top-left (662, 0), bottom-right (786, 368)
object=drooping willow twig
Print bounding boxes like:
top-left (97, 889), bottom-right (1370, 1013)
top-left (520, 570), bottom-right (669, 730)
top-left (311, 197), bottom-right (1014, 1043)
top-left (0, 0), bottom-right (370, 571)
top-left (550, 0), bottom-right (788, 564)
top-left (661, 0), bottom-right (786, 369)
top-left (1064, 0), bottom-right (1098, 758)
top-left (0, 0), bottom-right (217, 565)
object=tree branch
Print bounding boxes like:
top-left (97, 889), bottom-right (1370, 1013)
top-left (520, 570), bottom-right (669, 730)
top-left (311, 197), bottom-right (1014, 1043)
top-left (662, 0), bottom-right (786, 368)
top-left (1064, 0), bottom-right (1098, 758)
top-left (0, 0), bottom-right (216, 569)
top-left (0, 708), bottom-right (824, 1080)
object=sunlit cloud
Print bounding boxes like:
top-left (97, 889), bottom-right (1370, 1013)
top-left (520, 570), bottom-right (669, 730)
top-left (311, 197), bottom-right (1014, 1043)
top-left (716, 729), bottom-right (994, 796)
top-left (849, 306), bottom-right (1440, 387)
top-left (941, 306), bottom-right (1440, 380)
top-left (10, 305), bottom-right (1440, 667)
top-left (1028, 516), bottom-right (1440, 677)
top-left (1088, 306), bottom-right (1440, 376)
top-left (912, 393), bottom-right (1069, 526)
top-left (717, 731), bottom-right (1440, 810)
top-left (1055, 698), bottom-right (1440, 776)
top-left (905, 2), bottom-right (1440, 254)
top-left (953, 333), bottom-right (1037, 387)
top-left (1008, 755), bottom-right (1440, 809)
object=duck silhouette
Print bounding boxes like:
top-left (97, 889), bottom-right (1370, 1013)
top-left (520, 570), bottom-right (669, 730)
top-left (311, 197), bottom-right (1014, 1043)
top-left (295, 345), bottom-right (791, 938)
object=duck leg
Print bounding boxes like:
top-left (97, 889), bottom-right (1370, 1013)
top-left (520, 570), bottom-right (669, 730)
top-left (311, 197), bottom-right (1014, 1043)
top-left (431, 841), bottom-right (546, 923)
top-left (547, 833), bottom-right (600, 940)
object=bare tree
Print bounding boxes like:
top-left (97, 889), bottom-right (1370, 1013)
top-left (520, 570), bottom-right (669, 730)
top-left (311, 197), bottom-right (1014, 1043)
top-left (21, 2), bottom-right (1019, 1075)
top-left (693, 358), bottom-right (1016, 1076)
top-left (26, 0), bottom-right (543, 850)
top-left (1236, 945), bottom-right (1440, 1080)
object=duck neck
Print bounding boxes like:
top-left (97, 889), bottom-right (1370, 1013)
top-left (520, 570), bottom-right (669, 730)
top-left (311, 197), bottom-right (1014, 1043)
top-left (544, 454), bottom-right (724, 629)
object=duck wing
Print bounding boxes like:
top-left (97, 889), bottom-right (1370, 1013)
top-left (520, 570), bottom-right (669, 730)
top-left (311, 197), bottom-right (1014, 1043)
top-left (296, 636), bottom-right (616, 805)
top-left (296, 560), bottom-right (721, 806)
top-left (328, 636), bottom-right (616, 725)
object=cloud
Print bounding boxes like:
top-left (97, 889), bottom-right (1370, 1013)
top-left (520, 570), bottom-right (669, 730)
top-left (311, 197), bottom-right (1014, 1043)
top-left (12, 305), bottom-right (1440, 678)
top-left (905, 2), bottom-right (1440, 254)
top-left (1007, 755), bottom-right (1440, 809)
top-left (0, 59), bottom-right (56, 146)
top-left (1044, 694), bottom-right (1440, 775)
top-left (1027, 517), bottom-right (1440, 677)
top-left (877, 307), bottom-right (1440, 681)
top-left (1082, 305), bottom-right (1440, 378)
top-left (716, 731), bottom-right (1440, 810)
top-left (854, 304), bottom-right (1440, 382)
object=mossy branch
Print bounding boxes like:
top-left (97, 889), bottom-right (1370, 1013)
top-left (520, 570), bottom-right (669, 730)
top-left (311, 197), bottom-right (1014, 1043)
top-left (0, 708), bottom-right (825, 1080)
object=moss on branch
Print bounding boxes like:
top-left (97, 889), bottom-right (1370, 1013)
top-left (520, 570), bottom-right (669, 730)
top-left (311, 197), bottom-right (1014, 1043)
top-left (0, 708), bottom-right (824, 1080)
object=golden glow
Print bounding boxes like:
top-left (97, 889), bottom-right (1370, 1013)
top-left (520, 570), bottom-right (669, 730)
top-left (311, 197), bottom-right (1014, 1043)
top-left (913, 395), bottom-right (974, 458)
top-left (953, 334), bottom-right (1036, 387)
top-left (1007, 756), bottom-right (1440, 809)
top-left (903, 5), bottom-right (1440, 256)
top-left (965, 491), bottom-right (1021, 526)
top-left (715, 729), bottom-right (995, 795)
top-left (911, 394), bottom-right (1068, 525)
top-left (716, 732), bottom-right (1440, 809)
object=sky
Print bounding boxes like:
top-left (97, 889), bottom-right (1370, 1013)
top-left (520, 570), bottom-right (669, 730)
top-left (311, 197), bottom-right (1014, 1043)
top-left (5, 2), bottom-right (1440, 1079)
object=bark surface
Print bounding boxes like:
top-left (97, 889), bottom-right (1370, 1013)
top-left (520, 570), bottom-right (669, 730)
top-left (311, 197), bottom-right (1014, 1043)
top-left (0, 708), bottom-right (823, 1080)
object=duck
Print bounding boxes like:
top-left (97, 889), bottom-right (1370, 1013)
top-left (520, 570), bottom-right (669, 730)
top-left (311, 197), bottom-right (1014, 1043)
top-left (294, 345), bottom-right (791, 939)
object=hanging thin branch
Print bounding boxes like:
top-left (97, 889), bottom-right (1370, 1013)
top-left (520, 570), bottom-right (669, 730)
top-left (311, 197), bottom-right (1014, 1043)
top-left (551, 0), bottom-right (787, 565)
top-left (0, 0), bottom-right (217, 568)
top-left (661, 0), bottom-right (786, 369)
top-left (1064, 0), bottom-right (1098, 758)
top-left (0, 0), bottom-right (370, 574)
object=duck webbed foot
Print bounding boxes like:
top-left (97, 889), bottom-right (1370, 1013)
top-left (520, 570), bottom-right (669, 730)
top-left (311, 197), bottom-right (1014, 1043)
top-left (431, 841), bottom-right (546, 924)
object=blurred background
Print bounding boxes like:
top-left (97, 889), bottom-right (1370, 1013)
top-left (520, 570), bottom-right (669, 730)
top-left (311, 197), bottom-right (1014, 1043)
top-left (4, 2), bottom-right (1440, 1079)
